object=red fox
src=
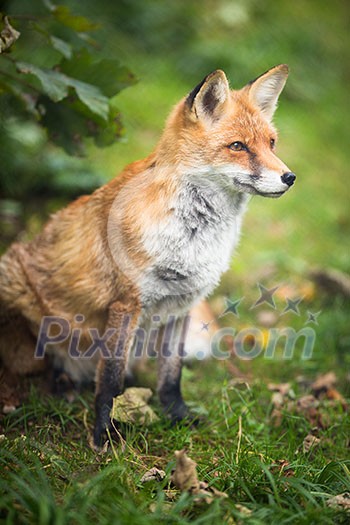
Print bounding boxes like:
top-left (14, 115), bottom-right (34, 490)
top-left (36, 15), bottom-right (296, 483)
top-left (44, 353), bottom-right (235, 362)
top-left (0, 65), bottom-right (295, 446)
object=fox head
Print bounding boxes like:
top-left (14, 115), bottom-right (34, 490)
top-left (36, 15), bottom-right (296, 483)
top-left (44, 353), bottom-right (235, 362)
top-left (159, 65), bottom-right (295, 198)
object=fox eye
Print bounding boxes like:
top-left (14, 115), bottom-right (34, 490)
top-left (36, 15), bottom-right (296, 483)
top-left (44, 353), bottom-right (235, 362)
top-left (270, 138), bottom-right (276, 149)
top-left (229, 141), bottom-right (247, 152)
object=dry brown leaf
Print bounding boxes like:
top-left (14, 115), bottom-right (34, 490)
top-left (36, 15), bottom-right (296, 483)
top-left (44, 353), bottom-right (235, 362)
top-left (171, 450), bottom-right (228, 504)
top-left (235, 503), bottom-right (252, 516)
top-left (297, 394), bottom-right (319, 410)
top-left (198, 481), bottom-right (229, 504)
top-left (325, 388), bottom-right (348, 410)
top-left (285, 395), bottom-right (326, 429)
top-left (270, 407), bottom-right (283, 427)
top-left (140, 467), bottom-right (166, 483)
top-left (310, 372), bottom-right (347, 410)
top-left (110, 387), bottom-right (159, 426)
top-left (326, 492), bottom-right (350, 512)
top-left (271, 392), bottom-right (284, 408)
top-left (171, 450), bottom-right (200, 492)
top-left (311, 372), bottom-right (337, 394)
top-left (270, 459), bottom-right (295, 478)
top-left (302, 434), bottom-right (321, 453)
top-left (0, 17), bottom-right (20, 54)
top-left (149, 501), bottom-right (173, 512)
top-left (268, 382), bottom-right (291, 396)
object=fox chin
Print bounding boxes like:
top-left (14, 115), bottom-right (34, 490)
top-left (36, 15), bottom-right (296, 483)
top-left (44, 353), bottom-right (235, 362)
top-left (0, 64), bottom-right (295, 447)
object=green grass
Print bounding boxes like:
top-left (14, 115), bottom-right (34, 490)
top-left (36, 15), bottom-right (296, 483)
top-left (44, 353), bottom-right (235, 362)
top-left (1, 362), bottom-right (349, 524)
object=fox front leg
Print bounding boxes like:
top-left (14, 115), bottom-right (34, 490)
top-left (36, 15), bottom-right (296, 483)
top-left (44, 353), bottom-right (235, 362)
top-left (157, 316), bottom-right (192, 423)
top-left (93, 302), bottom-right (139, 448)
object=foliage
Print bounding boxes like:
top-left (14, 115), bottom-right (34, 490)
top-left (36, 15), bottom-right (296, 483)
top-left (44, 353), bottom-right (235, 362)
top-left (0, 0), bottom-right (136, 199)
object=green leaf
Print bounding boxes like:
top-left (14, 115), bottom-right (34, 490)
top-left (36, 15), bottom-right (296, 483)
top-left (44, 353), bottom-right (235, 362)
top-left (16, 62), bottom-right (68, 102)
top-left (70, 79), bottom-right (109, 120)
top-left (59, 49), bottom-right (137, 98)
top-left (94, 102), bottom-right (124, 148)
top-left (0, 80), bottom-right (39, 117)
top-left (52, 5), bottom-right (98, 32)
top-left (16, 62), bottom-right (109, 119)
top-left (38, 95), bottom-right (124, 155)
top-left (49, 36), bottom-right (72, 59)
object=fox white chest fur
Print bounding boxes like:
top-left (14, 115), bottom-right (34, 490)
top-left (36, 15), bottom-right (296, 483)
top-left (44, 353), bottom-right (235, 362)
top-left (139, 174), bottom-right (249, 319)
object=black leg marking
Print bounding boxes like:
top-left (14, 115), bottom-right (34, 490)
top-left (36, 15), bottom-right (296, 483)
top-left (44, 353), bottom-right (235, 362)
top-left (93, 301), bottom-right (140, 448)
top-left (157, 318), bottom-right (191, 424)
top-left (93, 358), bottom-right (125, 447)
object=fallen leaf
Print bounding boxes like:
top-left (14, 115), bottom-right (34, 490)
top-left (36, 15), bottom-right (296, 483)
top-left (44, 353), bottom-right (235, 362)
top-left (270, 407), bottom-right (283, 427)
top-left (149, 501), bottom-right (173, 512)
top-left (310, 372), bottom-right (347, 409)
top-left (140, 467), bottom-right (166, 483)
top-left (325, 388), bottom-right (348, 410)
top-left (311, 372), bottom-right (337, 394)
top-left (268, 382), bottom-right (291, 396)
top-left (302, 434), bottom-right (321, 453)
top-left (295, 395), bottom-right (323, 427)
top-left (295, 375), bottom-right (313, 390)
top-left (297, 395), bottom-right (319, 410)
top-left (171, 450), bottom-right (199, 492)
top-left (289, 395), bottom-right (325, 428)
top-left (171, 450), bottom-right (228, 504)
top-left (326, 492), bottom-right (350, 512)
top-left (269, 383), bottom-right (292, 427)
top-left (270, 459), bottom-right (295, 478)
top-left (110, 387), bottom-right (159, 426)
top-left (271, 392), bottom-right (284, 408)
top-left (0, 16), bottom-right (20, 54)
top-left (235, 503), bottom-right (252, 516)
top-left (198, 481), bottom-right (228, 504)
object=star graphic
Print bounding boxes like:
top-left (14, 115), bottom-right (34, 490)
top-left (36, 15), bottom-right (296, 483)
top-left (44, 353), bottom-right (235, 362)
top-left (200, 321), bottom-right (211, 332)
top-left (282, 296), bottom-right (303, 316)
top-left (251, 283), bottom-right (279, 309)
top-left (306, 310), bottom-right (321, 325)
top-left (219, 297), bottom-right (243, 318)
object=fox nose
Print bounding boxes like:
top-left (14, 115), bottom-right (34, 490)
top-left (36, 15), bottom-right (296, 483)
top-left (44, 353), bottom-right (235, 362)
top-left (281, 172), bottom-right (296, 187)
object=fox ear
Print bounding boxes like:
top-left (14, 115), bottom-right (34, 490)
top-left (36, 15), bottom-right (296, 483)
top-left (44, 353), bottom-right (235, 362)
top-left (247, 64), bottom-right (289, 121)
top-left (186, 70), bottom-right (230, 123)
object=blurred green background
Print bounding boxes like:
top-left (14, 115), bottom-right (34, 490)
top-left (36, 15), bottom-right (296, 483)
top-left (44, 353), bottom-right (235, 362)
top-left (0, 0), bottom-right (349, 374)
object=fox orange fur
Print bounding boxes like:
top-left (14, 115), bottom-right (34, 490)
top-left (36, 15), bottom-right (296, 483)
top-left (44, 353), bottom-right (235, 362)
top-left (0, 65), bottom-right (295, 445)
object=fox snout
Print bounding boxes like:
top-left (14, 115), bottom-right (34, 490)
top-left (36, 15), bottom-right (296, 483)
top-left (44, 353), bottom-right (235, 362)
top-left (281, 171), bottom-right (296, 187)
